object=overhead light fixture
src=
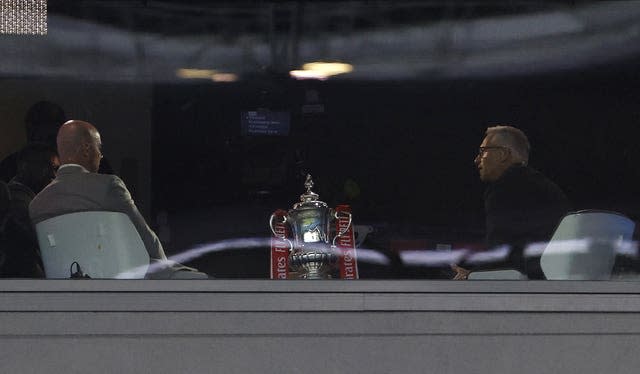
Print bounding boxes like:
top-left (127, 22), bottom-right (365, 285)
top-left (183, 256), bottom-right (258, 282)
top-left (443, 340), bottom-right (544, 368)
top-left (176, 68), bottom-right (238, 82)
top-left (289, 70), bottom-right (329, 80)
top-left (290, 62), bottom-right (354, 80)
top-left (211, 73), bottom-right (238, 82)
top-left (302, 62), bottom-right (353, 75)
top-left (176, 68), bottom-right (217, 79)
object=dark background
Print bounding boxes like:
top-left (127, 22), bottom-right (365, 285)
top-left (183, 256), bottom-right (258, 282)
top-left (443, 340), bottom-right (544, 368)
top-left (151, 59), bottom-right (640, 278)
top-left (3, 0), bottom-right (637, 278)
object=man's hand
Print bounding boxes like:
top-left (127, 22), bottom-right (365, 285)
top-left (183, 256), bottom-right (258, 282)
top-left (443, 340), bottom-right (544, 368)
top-left (451, 264), bottom-right (470, 280)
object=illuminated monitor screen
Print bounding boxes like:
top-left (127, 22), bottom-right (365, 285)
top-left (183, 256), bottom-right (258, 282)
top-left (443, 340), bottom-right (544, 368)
top-left (240, 110), bottom-right (290, 136)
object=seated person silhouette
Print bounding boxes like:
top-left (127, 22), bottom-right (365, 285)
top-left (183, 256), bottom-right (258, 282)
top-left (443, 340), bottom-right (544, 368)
top-left (0, 143), bottom-right (59, 278)
top-left (29, 120), bottom-right (203, 278)
top-left (0, 101), bottom-right (112, 183)
top-left (453, 125), bottom-right (570, 280)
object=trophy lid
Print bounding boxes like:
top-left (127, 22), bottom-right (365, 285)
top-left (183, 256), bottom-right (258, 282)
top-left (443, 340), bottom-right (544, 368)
top-left (293, 174), bottom-right (328, 209)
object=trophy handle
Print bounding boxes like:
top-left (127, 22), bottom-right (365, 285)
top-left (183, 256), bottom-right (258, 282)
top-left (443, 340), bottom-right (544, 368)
top-left (269, 213), bottom-right (287, 237)
top-left (332, 210), bottom-right (352, 247)
top-left (282, 238), bottom-right (294, 254)
top-left (269, 213), bottom-right (294, 253)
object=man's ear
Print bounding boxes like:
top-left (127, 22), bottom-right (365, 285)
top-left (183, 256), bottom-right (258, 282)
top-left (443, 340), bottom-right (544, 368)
top-left (499, 147), bottom-right (512, 163)
top-left (81, 142), bottom-right (90, 156)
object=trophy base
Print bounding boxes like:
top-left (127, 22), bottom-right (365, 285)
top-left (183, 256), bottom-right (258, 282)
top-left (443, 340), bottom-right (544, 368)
top-left (290, 251), bottom-right (337, 280)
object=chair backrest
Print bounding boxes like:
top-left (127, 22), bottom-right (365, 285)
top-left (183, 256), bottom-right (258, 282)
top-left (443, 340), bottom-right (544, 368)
top-left (35, 211), bottom-right (150, 278)
top-left (540, 210), bottom-right (635, 280)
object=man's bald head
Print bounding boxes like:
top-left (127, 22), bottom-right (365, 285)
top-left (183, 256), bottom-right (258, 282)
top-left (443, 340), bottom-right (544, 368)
top-left (57, 120), bottom-right (103, 173)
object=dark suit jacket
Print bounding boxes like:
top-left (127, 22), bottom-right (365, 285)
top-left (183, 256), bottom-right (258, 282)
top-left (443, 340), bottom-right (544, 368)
top-left (29, 164), bottom-right (166, 260)
top-left (0, 180), bottom-right (45, 277)
top-left (470, 165), bottom-right (570, 279)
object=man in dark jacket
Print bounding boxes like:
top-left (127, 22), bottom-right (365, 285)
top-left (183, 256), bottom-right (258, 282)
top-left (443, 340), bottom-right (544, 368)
top-left (454, 125), bottom-right (569, 279)
top-left (0, 101), bottom-right (65, 183)
top-left (1, 143), bottom-right (59, 277)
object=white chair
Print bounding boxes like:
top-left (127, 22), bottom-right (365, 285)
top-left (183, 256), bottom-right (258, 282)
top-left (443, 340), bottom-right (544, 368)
top-left (540, 210), bottom-right (635, 280)
top-left (35, 211), bottom-right (150, 279)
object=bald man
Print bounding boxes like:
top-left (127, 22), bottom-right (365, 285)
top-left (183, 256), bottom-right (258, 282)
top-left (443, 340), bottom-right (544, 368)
top-left (29, 120), bottom-right (170, 273)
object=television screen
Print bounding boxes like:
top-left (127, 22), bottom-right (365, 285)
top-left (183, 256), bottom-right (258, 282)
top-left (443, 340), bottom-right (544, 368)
top-left (241, 110), bottom-right (290, 136)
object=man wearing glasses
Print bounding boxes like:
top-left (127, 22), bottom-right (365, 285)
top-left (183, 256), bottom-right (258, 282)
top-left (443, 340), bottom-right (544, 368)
top-left (454, 125), bottom-right (569, 279)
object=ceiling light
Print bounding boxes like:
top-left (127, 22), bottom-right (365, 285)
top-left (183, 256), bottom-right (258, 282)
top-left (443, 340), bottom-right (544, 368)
top-left (290, 70), bottom-right (329, 80)
top-left (211, 73), bottom-right (238, 82)
top-left (302, 62), bottom-right (353, 76)
top-left (176, 68), bottom-right (217, 79)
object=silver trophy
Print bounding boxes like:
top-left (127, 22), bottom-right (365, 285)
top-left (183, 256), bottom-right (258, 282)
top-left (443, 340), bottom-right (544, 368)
top-left (269, 174), bottom-right (352, 279)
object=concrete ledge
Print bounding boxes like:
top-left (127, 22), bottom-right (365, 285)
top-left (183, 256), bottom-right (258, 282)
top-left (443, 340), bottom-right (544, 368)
top-left (2, 280), bottom-right (640, 373)
top-left (1, 279), bottom-right (639, 293)
top-left (1, 280), bottom-right (640, 312)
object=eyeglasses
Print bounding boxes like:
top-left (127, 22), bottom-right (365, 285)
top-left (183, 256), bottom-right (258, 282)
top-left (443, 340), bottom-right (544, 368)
top-left (477, 146), bottom-right (508, 157)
